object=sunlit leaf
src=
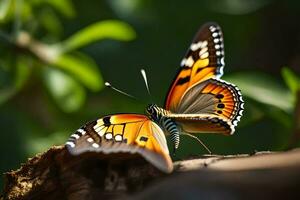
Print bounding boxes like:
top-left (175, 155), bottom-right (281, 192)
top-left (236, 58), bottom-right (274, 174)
top-left (39, 8), bottom-right (63, 37)
top-left (0, 0), bottom-right (11, 21)
top-left (26, 131), bottom-right (69, 155)
top-left (45, 0), bottom-right (75, 18)
top-left (281, 67), bottom-right (300, 95)
top-left (52, 52), bottom-right (103, 91)
top-left (225, 71), bottom-right (294, 112)
top-left (16, 1), bottom-right (38, 23)
top-left (43, 67), bottom-right (86, 113)
top-left (108, 0), bottom-right (143, 18)
top-left (60, 20), bottom-right (136, 53)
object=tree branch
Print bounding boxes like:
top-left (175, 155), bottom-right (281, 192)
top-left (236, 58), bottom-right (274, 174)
top-left (2, 146), bottom-right (300, 200)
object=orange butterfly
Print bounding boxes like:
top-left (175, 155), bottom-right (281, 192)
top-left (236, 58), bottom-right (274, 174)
top-left (65, 22), bottom-right (244, 173)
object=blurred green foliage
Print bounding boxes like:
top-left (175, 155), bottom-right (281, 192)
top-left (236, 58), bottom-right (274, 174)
top-left (0, 0), bottom-right (300, 189)
top-left (0, 0), bottom-right (136, 112)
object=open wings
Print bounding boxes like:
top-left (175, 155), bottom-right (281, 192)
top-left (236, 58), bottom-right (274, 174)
top-left (165, 22), bottom-right (244, 135)
top-left (165, 23), bottom-right (225, 111)
top-left (66, 114), bottom-right (173, 173)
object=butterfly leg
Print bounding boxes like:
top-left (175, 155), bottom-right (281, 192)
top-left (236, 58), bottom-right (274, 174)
top-left (182, 133), bottom-right (212, 154)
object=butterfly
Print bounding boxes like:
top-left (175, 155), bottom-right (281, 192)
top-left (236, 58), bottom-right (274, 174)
top-left (65, 22), bottom-right (244, 173)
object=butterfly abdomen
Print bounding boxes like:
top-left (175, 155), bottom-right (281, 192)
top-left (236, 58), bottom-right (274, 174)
top-left (161, 117), bottom-right (180, 150)
top-left (146, 104), bottom-right (180, 150)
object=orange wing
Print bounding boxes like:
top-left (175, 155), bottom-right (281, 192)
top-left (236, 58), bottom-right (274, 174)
top-left (165, 22), bottom-right (225, 111)
top-left (168, 79), bottom-right (244, 135)
top-left (171, 114), bottom-right (234, 135)
top-left (65, 114), bottom-right (173, 173)
top-left (164, 22), bottom-right (243, 135)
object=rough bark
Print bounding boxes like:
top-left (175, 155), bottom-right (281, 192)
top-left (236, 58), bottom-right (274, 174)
top-left (2, 146), bottom-right (300, 200)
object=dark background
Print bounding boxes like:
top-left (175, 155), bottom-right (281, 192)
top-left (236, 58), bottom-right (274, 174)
top-left (0, 0), bottom-right (300, 188)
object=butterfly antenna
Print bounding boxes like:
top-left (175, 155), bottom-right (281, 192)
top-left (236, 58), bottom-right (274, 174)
top-left (105, 82), bottom-right (137, 99)
top-left (140, 69), bottom-right (152, 99)
top-left (183, 133), bottom-right (212, 154)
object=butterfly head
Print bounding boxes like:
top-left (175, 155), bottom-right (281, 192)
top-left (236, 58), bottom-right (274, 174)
top-left (146, 104), bottom-right (161, 121)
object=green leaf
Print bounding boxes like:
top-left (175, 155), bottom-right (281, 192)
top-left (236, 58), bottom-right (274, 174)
top-left (0, 55), bottom-right (31, 104)
top-left (265, 106), bottom-right (293, 128)
top-left (225, 71), bottom-right (294, 112)
top-left (52, 52), bottom-right (103, 91)
top-left (60, 20), bottom-right (136, 53)
top-left (15, 55), bottom-right (32, 90)
top-left (281, 67), bottom-right (300, 95)
top-left (39, 8), bottom-right (63, 37)
top-left (45, 0), bottom-right (75, 18)
top-left (26, 131), bottom-right (69, 155)
top-left (43, 67), bottom-right (86, 113)
top-left (0, 0), bottom-right (11, 21)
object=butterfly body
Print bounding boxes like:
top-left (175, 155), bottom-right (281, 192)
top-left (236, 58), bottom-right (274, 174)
top-left (146, 104), bottom-right (180, 150)
top-left (66, 22), bottom-right (244, 173)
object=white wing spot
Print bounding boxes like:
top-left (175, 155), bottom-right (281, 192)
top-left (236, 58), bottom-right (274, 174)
top-left (181, 58), bottom-right (186, 66)
top-left (200, 40), bottom-right (208, 48)
top-left (209, 26), bottom-right (216, 32)
top-left (71, 134), bottom-right (80, 139)
top-left (93, 124), bottom-right (100, 129)
top-left (115, 135), bottom-right (123, 142)
top-left (94, 126), bottom-right (102, 133)
top-left (98, 129), bottom-right (106, 137)
top-left (233, 120), bottom-right (238, 126)
top-left (87, 137), bottom-right (94, 143)
top-left (200, 52), bottom-right (209, 59)
top-left (199, 47), bottom-right (208, 56)
top-left (216, 51), bottom-right (221, 56)
top-left (190, 41), bottom-right (208, 51)
top-left (212, 32), bottom-right (218, 37)
top-left (105, 133), bottom-right (113, 140)
top-left (214, 38), bottom-right (220, 43)
top-left (92, 143), bottom-right (100, 148)
top-left (220, 57), bottom-right (225, 65)
top-left (66, 141), bottom-right (75, 148)
top-left (218, 66), bottom-right (224, 77)
top-left (77, 129), bottom-right (86, 135)
top-left (215, 44), bottom-right (220, 49)
top-left (190, 43), bottom-right (200, 51)
top-left (185, 56), bottom-right (194, 67)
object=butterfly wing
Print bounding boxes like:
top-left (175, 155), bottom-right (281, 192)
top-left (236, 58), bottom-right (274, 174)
top-left (65, 114), bottom-right (173, 173)
top-left (168, 78), bottom-right (244, 135)
top-left (165, 22), bottom-right (225, 111)
top-left (165, 22), bottom-right (243, 135)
